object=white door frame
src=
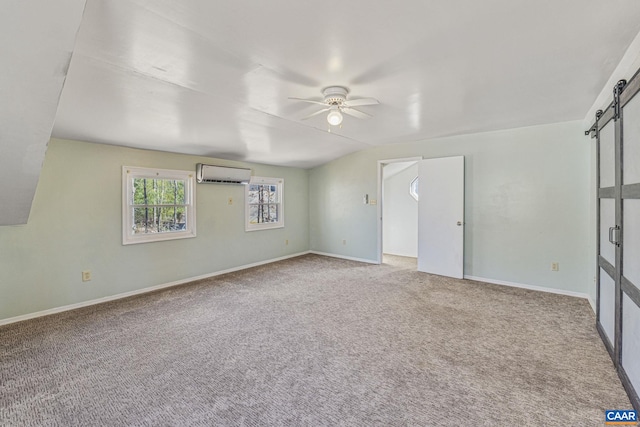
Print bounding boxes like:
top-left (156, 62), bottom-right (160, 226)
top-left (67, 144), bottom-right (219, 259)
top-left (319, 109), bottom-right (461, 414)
top-left (376, 157), bottom-right (423, 264)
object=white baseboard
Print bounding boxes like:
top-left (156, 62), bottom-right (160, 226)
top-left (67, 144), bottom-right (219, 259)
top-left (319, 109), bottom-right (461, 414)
top-left (309, 251), bottom-right (379, 265)
top-left (464, 275), bottom-right (592, 303)
top-left (1, 254), bottom-right (596, 327)
top-left (0, 251), bottom-right (310, 327)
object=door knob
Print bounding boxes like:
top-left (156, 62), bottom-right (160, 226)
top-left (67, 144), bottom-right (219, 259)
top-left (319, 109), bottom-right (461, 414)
top-left (457, 221), bottom-right (463, 226)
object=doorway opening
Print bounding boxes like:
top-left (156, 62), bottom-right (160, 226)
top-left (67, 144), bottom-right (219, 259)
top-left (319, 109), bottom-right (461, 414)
top-left (381, 161), bottom-right (419, 266)
top-left (377, 156), bottom-right (465, 278)
top-left (377, 157), bottom-right (422, 266)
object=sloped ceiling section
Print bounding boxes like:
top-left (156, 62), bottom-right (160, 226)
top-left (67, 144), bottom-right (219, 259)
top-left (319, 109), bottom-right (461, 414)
top-left (0, 0), bottom-right (86, 225)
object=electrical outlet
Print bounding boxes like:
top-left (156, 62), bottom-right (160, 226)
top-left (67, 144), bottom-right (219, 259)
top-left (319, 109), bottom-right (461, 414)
top-left (551, 262), bottom-right (559, 272)
top-left (342, 239), bottom-right (347, 245)
top-left (82, 270), bottom-right (92, 282)
top-left (285, 239), bottom-right (289, 245)
top-left (228, 197), bottom-right (233, 205)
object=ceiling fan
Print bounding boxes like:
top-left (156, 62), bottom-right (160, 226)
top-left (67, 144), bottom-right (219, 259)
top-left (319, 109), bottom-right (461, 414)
top-left (289, 86), bottom-right (379, 126)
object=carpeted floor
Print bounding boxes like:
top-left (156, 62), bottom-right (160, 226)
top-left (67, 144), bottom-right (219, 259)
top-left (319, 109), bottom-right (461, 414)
top-left (0, 254), bottom-right (632, 426)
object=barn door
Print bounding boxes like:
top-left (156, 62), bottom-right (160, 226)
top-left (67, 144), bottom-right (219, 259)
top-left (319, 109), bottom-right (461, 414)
top-left (590, 76), bottom-right (640, 410)
top-left (619, 77), bottom-right (640, 409)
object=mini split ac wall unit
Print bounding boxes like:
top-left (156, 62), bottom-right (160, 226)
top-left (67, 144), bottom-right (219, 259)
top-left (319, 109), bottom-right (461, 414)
top-left (195, 164), bottom-right (252, 185)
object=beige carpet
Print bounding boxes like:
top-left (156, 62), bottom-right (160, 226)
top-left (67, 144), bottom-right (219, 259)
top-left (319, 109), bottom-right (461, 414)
top-left (0, 254), bottom-right (632, 426)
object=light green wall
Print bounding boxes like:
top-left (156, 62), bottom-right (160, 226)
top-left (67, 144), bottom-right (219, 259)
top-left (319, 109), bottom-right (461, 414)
top-left (0, 122), bottom-right (595, 321)
top-left (310, 120), bottom-right (592, 296)
top-left (0, 139), bottom-right (309, 321)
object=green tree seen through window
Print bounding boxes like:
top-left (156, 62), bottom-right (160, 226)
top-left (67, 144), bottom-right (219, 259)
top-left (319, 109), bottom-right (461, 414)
top-left (132, 178), bottom-right (187, 234)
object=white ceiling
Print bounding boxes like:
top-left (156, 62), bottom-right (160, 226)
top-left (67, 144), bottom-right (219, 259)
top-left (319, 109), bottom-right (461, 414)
top-left (3, 0), bottom-right (640, 224)
top-left (52, 0), bottom-right (640, 169)
top-left (383, 162), bottom-right (417, 180)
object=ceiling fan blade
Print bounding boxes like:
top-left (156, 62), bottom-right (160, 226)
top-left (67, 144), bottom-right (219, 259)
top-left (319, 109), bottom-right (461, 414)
top-left (301, 108), bottom-right (330, 120)
top-left (342, 107), bottom-right (372, 119)
top-left (343, 98), bottom-right (380, 107)
top-left (288, 97), bottom-right (327, 106)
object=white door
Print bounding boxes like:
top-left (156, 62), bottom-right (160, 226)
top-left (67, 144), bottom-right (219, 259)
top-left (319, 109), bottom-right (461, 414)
top-left (417, 156), bottom-right (464, 278)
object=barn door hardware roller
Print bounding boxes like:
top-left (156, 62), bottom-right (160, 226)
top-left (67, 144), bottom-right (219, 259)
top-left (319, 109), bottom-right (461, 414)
top-left (613, 79), bottom-right (627, 120)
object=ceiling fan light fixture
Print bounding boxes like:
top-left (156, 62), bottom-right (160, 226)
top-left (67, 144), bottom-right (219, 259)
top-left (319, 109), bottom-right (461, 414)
top-left (291, 85), bottom-right (378, 125)
top-left (327, 110), bottom-right (343, 126)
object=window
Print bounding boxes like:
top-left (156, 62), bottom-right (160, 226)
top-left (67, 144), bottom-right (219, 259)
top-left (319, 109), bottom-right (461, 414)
top-left (410, 176), bottom-right (419, 201)
top-left (245, 177), bottom-right (284, 231)
top-left (122, 166), bottom-right (196, 245)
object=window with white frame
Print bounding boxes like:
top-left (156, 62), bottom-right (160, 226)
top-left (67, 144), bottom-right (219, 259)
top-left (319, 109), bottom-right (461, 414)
top-left (409, 176), bottom-right (419, 201)
top-left (245, 177), bottom-right (284, 231)
top-left (122, 166), bottom-right (196, 245)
